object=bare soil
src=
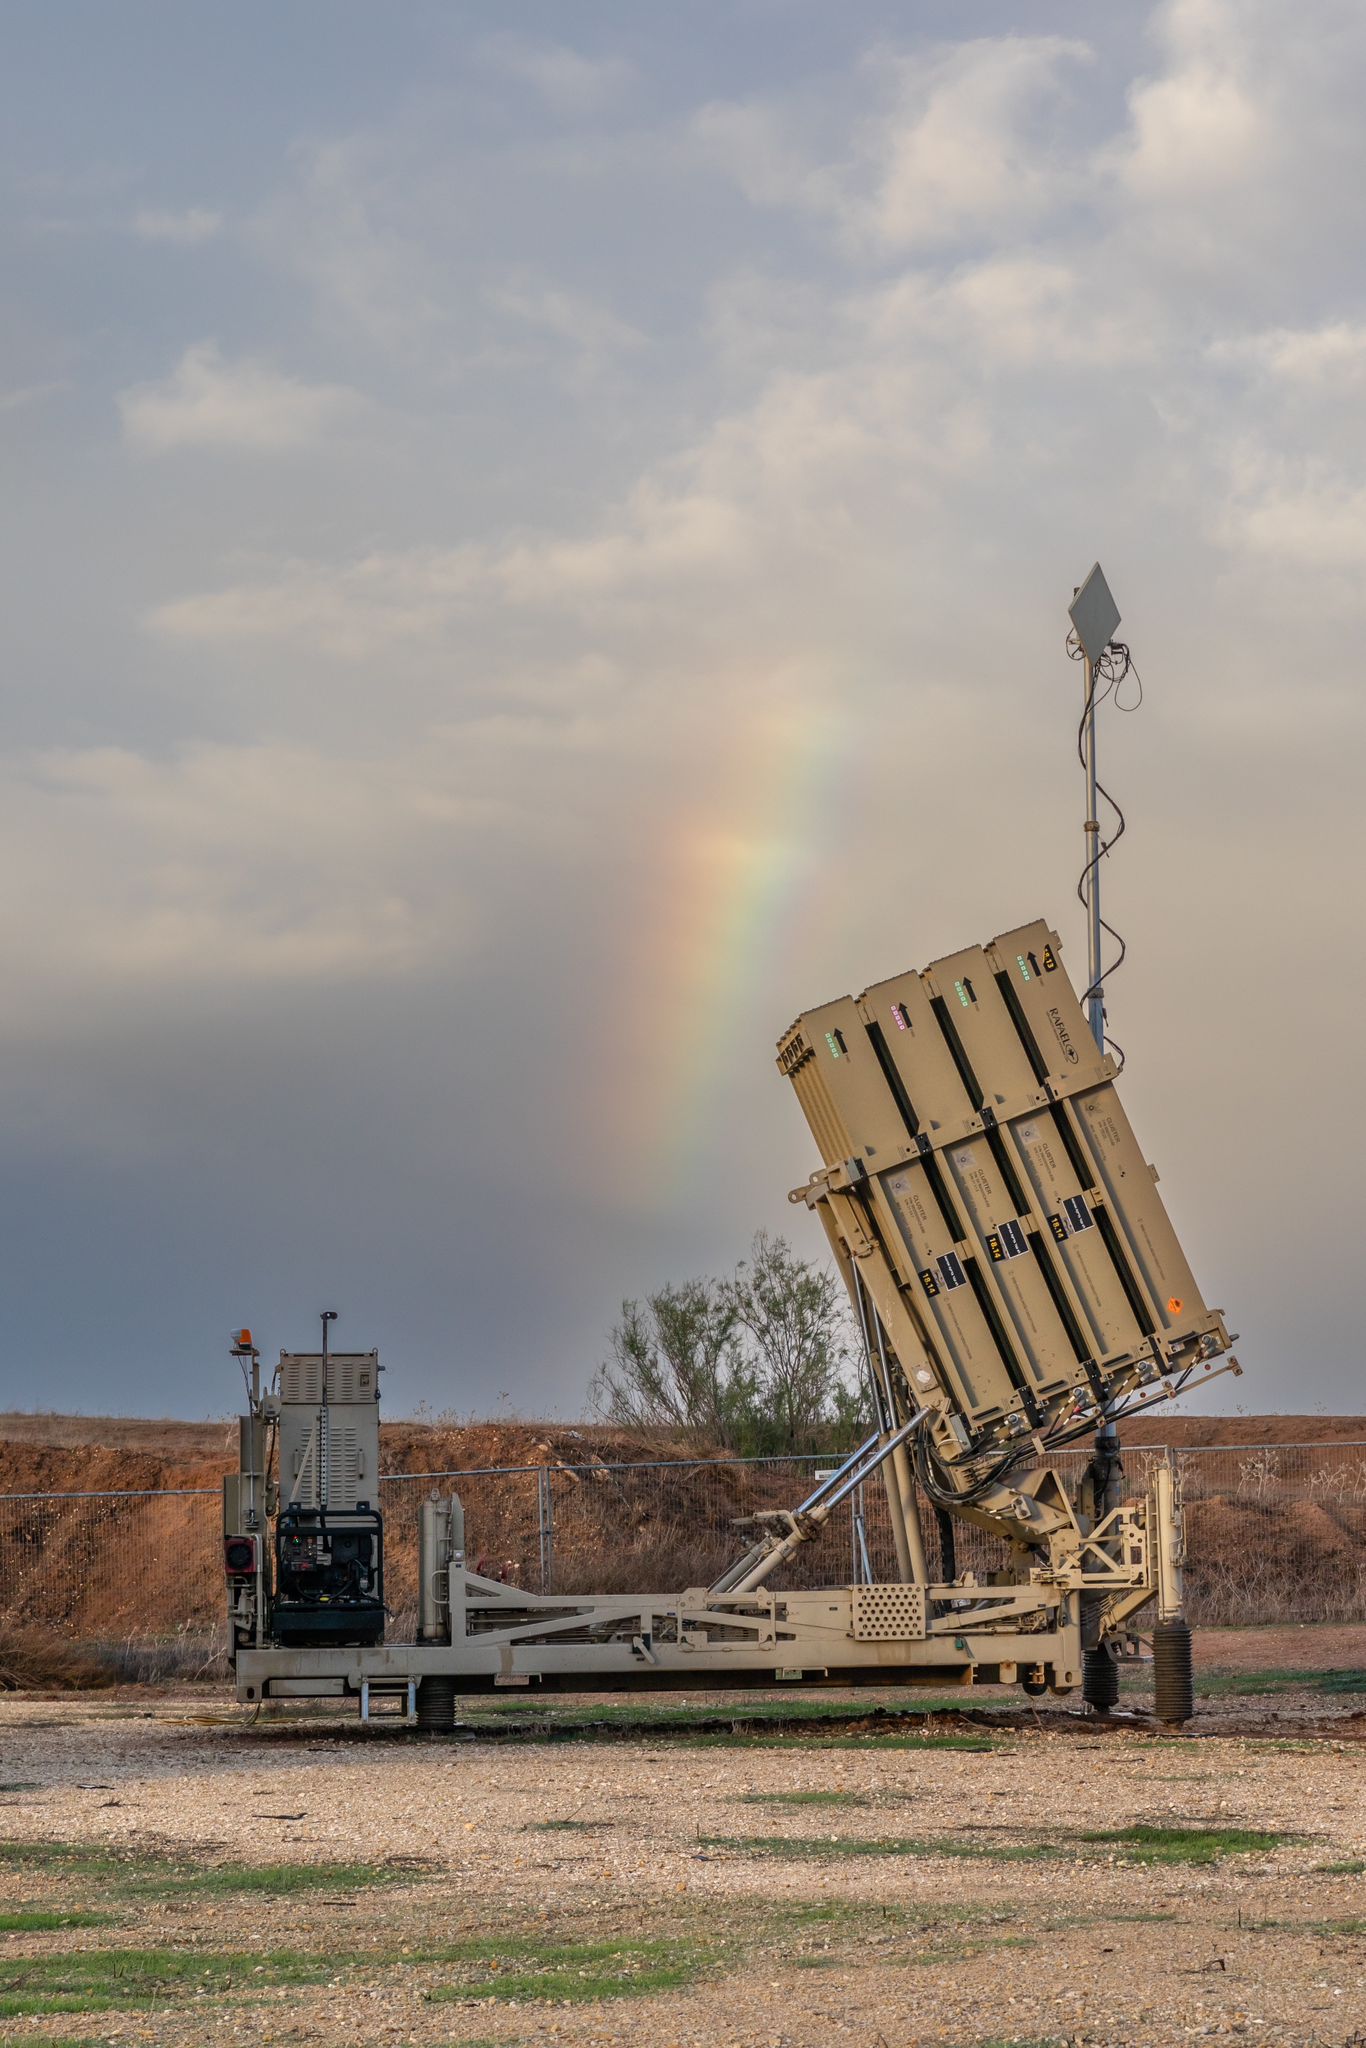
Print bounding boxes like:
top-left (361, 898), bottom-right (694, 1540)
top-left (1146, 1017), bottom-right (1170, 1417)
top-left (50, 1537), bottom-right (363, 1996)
top-left (0, 1628), bottom-right (1364, 2047)
top-left (1196, 1621), bottom-right (1366, 1673)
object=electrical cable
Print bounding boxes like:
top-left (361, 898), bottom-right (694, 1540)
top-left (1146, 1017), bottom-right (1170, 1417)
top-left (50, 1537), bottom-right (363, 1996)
top-left (911, 1427), bottom-right (1027, 1510)
top-left (1065, 631), bottom-right (1144, 1074)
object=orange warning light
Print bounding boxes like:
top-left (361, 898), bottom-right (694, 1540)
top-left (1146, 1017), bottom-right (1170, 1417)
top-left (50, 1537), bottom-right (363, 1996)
top-left (1166, 1297), bottom-right (1183, 1316)
top-left (233, 1327), bottom-right (254, 1350)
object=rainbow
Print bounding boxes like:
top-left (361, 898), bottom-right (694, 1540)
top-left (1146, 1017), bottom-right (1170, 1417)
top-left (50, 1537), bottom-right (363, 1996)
top-left (624, 694), bottom-right (848, 1195)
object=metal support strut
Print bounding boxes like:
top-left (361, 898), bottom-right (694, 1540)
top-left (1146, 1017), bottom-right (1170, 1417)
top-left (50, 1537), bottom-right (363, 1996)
top-left (707, 1413), bottom-right (927, 1599)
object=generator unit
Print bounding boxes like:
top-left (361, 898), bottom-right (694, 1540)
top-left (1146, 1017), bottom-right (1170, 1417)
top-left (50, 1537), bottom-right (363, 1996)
top-left (224, 1335), bottom-right (384, 1652)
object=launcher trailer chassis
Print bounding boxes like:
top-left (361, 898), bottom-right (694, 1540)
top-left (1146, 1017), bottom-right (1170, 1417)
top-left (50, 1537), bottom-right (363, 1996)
top-left (225, 921), bottom-right (1236, 1728)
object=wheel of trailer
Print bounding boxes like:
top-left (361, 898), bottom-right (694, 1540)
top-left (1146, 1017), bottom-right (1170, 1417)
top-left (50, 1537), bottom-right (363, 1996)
top-left (1020, 1675), bottom-right (1048, 1698)
top-left (416, 1677), bottom-right (456, 1732)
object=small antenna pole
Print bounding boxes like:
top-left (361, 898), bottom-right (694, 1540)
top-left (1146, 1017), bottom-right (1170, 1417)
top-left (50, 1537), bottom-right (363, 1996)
top-left (319, 1309), bottom-right (337, 1512)
top-left (1082, 646), bottom-right (1104, 1052)
top-left (1068, 564), bottom-right (1121, 1054)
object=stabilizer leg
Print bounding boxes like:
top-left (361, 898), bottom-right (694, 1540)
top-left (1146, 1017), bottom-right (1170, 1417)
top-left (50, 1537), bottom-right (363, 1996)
top-left (1152, 1618), bottom-right (1194, 1727)
top-left (416, 1676), bottom-right (457, 1731)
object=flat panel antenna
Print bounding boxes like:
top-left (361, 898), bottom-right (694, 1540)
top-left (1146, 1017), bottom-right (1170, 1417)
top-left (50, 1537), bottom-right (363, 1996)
top-left (1069, 562), bottom-right (1120, 665)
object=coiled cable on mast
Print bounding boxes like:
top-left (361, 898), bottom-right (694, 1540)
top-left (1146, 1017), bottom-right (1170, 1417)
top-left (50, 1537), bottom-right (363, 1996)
top-left (1065, 631), bottom-right (1142, 1073)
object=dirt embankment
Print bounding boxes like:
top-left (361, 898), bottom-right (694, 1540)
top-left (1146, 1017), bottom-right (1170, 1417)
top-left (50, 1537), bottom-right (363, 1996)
top-left (1, 1411), bottom-right (1362, 1499)
top-left (0, 1416), bottom-right (692, 1497)
top-left (1118, 1413), bottom-right (1366, 1446)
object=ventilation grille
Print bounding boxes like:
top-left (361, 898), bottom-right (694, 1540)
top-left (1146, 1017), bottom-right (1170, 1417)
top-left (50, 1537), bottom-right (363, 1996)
top-left (327, 1427), bottom-right (363, 1506)
top-left (281, 1356), bottom-right (322, 1405)
top-left (279, 1353), bottom-right (378, 1406)
top-left (851, 1584), bottom-right (926, 1642)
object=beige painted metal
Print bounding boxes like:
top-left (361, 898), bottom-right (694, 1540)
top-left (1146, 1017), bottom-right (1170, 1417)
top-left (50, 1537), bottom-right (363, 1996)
top-left (236, 1568), bottom-right (1085, 1701)
top-left (779, 919), bottom-right (1232, 1474)
top-left (227, 915), bottom-right (1228, 1715)
top-left (1153, 1458), bottom-right (1185, 1622)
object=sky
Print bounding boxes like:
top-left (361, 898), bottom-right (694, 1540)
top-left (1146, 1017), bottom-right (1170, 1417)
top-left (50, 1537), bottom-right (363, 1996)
top-left (3, 0), bottom-right (1364, 1421)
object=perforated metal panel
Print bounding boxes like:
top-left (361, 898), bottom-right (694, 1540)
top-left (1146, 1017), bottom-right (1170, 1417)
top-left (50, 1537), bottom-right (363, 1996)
top-left (851, 1584), bottom-right (926, 1641)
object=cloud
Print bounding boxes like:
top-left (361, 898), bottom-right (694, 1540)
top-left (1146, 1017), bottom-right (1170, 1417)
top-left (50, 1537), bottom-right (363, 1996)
top-left (17, 5), bottom-right (1366, 1414)
top-left (692, 100), bottom-right (838, 214)
top-left (1106, 0), bottom-right (1366, 296)
top-left (1216, 453), bottom-right (1366, 570)
top-left (118, 342), bottom-right (361, 452)
top-left (477, 33), bottom-right (635, 116)
top-left (1209, 321), bottom-right (1366, 386)
top-left (694, 36), bottom-right (1092, 254)
top-left (857, 36), bottom-right (1093, 251)
top-left (148, 544), bottom-right (491, 657)
top-left (132, 206), bottom-right (223, 245)
top-left (1118, 2), bottom-right (1270, 204)
top-left (250, 132), bottom-right (452, 361)
top-left (862, 256), bottom-right (1158, 371)
top-left (0, 741), bottom-right (489, 1002)
top-left (0, 379), bottom-right (65, 413)
top-left (489, 277), bottom-right (645, 369)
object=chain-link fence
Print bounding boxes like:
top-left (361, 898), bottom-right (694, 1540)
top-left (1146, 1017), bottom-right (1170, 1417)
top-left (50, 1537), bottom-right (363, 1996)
top-left (3, 1442), bottom-right (1365, 1669)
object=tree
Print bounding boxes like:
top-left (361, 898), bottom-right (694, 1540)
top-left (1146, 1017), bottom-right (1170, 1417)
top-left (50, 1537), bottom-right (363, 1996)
top-left (590, 1277), bottom-right (755, 1449)
top-left (722, 1231), bottom-right (858, 1455)
top-left (592, 1234), bottom-right (866, 1455)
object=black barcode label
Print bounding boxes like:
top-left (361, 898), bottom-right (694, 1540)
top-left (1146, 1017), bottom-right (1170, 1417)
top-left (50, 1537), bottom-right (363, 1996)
top-left (989, 1219), bottom-right (1028, 1261)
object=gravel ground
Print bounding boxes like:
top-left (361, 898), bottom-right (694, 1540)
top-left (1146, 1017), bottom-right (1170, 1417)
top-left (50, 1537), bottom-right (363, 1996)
top-left (1, 1638), bottom-right (1365, 2048)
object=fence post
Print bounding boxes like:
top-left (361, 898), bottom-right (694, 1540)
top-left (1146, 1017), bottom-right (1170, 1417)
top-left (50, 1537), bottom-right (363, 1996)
top-left (537, 1469), bottom-right (554, 1594)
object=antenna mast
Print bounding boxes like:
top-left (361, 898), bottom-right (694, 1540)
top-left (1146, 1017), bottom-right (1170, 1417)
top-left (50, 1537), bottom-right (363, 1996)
top-left (1068, 563), bottom-right (1121, 1054)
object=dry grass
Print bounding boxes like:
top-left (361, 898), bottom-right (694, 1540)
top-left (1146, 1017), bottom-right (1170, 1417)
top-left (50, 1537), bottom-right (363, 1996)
top-left (0, 1620), bottom-right (112, 1691)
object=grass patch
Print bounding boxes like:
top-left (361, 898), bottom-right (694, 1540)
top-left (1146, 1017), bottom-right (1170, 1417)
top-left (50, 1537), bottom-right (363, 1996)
top-left (738, 1790), bottom-right (868, 1809)
top-left (425, 1935), bottom-right (707, 2004)
top-left (456, 1696), bottom-right (994, 1750)
top-left (1198, 1669), bottom-right (1366, 1698)
top-left (699, 1833), bottom-right (1054, 1863)
top-left (1315, 1860), bottom-right (1366, 1875)
top-left (0, 1841), bottom-right (407, 1900)
top-left (0, 1910), bottom-right (111, 1932)
top-left (0, 1841), bottom-right (126, 1879)
top-left (955, 2038), bottom-right (1065, 2048)
top-left (0, 1946), bottom-right (333, 2019)
top-left (917, 1936), bottom-right (1034, 1967)
top-left (1076, 1825), bottom-right (1290, 1864)
top-left (156, 1860), bottom-right (400, 1898)
top-left (706, 1823), bottom-right (1293, 1867)
top-left (462, 1694), bottom-right (972, 1729)
top-left (526, 1819), bottom-right (609, 1833)
top-left (777, 1897), bottom-right (999, 1934)
top-left (683, 1730), bottom-right (996, 1752)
